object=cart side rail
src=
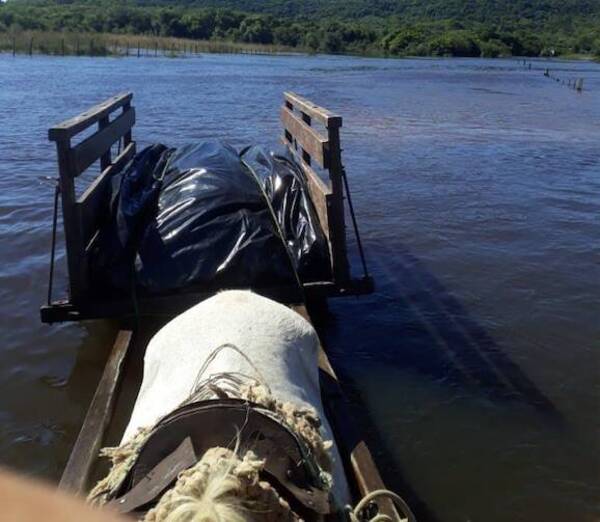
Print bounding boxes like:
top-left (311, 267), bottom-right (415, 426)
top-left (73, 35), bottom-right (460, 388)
top-left (49, 92), bottom-right (136, 303)
top-left (280, 92), bottom-right (350, 286)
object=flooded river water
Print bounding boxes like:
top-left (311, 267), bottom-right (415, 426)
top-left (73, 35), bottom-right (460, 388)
top-left (0, 53), bottom-right (599, 521)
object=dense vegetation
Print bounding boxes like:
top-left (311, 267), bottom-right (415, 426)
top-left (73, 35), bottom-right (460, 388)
top-left (1, 0), bottom-right (599, 58)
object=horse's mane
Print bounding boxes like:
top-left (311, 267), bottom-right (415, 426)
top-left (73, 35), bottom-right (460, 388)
top-left (145, 445), bottom-right (293, 522)
top-left (90, 382), bottom-right (331, 521)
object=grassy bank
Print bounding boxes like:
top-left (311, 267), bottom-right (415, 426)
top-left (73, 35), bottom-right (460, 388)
top-left (1, 30), bottom-right (599, 62)
top-left (0, 30), bottom-right (301, 57)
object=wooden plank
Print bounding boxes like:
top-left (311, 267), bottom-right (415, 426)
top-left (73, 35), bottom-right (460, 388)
top-left (123, 99), bottom-right (133, 147)
top-left (304, 166), bottom-right (331, 243)
top-left (78, 142), bottom-right (136, 244)
top-left (284, 143), bottom-right (331, 242)
top-left (98, 116), bottom-right (111, 171)
top-left (325, 124), bottom-right (350, 286)
top-left (284, 92), bottom-right (342, 129)
top-left (72, 107), bottom-right (136, 176)
top-left (49, 92), bottom-right (133, 142)
top-left (41, 281), bottom-right (374, 323)
top-left (55, 139), bottom-right (86, 302)
top-left (41, 284), bottom-right (304, 323)
top-left (290, 305), bottom-right (405, 521)
top-left (280, 106), bottom-right (329, 169)
top-left (59, 330), bottom-right (133, 495)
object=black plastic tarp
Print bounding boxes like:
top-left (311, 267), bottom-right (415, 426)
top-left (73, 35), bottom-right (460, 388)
top-left (90, 140), bottom-right (331, 296)
top-left (91, 143), bottom-right (171, 292)
top-left (241, 145), bottom-right (331, 283)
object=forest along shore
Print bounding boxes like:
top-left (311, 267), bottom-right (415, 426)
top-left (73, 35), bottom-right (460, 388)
top-left (1, 1), bottom-right (599, 60)
top-left (3, 30), bottom-right (600, 61)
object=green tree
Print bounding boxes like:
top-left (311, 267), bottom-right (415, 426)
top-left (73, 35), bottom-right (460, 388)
top-left (427, 30), bottom-right (480, 57)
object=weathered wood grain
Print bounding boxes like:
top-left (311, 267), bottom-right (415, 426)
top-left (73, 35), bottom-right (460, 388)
top-left (324, 121), bottom-right (350, 285)
top-left (54, 138), bottom-right (86, 302)
top-left (281, 92), bottom-right (350, 288)
top-left (49, 92), bottom-right (133, 142)
top-left (49, 93), bottom-right (136, 305)
top-left (59, 330), bottom-right (133, 495)
top-left (280, 106), bottom-right (329, 169)
top-left (284, 92), bottom-right (342, 129)
top-left (98, 116), bottom-right (112, 171)
top-left (283, 143), bottom-right (332, 242)
top-left (72, 107), bottom-right (135, 176)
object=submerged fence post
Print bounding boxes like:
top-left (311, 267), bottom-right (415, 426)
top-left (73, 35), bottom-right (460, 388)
top-left (575, 78), bottom-right (584, 92)
top-left (137, 42), bottom-right (140, 58)
top-left (12, 36), bottom-right (16, 56)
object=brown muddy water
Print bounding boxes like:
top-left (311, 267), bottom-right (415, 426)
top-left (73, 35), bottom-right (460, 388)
top-left (0, 53), bottom-right (599, 522)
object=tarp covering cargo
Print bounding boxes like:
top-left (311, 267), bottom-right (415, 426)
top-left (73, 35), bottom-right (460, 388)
top-left (90, 140), bottom-right (331, 296)
top-left (241, 145), bottom-right (331, 283)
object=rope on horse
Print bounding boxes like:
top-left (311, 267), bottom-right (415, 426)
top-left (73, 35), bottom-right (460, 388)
top-left (346, 489), bottom-right (416, 522)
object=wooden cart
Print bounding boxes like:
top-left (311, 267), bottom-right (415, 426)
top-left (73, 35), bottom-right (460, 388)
top-left (40, 92), bottom-right (372, 324)
top-left (41, 93), bottom-right (407, 520)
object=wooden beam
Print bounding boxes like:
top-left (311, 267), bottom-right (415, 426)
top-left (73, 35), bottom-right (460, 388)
top-left (41, 284), bottom-right (304, 323)
top-left (59, 330), bottom-right (133, 495)
top-left (71, 107), bottom-right (136, 177)
top-left (284, 92), bottom-right (342, 129)
top-left (290, 305), bottom-right (405, 521)
top-left (284, 143), bottom-right (332, 242)
top-left (78, 142), bottom-right (136, 244)
top-left (325, 122), bottom-right (350, 286)
top-left (55, 138), bottom-right (86, 302)
top-left (98, 116), bottom-right (111, 171)
top-left (303, 165), bottom-right (332, 243)
top-left (280, 106), bottom-right (329, 169)
top-left (49, 92), bottom-right (133, 142)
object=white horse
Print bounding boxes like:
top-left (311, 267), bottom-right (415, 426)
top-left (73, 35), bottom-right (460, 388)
top-left (96, 290), bottom-right (350, 520)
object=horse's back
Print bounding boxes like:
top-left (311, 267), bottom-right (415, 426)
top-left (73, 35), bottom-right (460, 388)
top-left (123, 290), bottom-right (323, 442)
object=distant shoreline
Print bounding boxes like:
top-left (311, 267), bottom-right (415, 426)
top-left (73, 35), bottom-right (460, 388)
top-left (0, 30), bottom-right (303, 58)
top-left (1, 30), bottom-right (599, 63)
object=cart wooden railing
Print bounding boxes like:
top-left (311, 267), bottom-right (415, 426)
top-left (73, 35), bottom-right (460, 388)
top-left (280, 91), bottom-right (350, 287)
top-left (41, 92), bottom-right (372, 323)
top-left (49, 92), bottom-right (136, 304)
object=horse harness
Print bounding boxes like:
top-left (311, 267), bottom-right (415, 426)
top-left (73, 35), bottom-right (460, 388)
top-left (106, 398), bottom-right (338, 520)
